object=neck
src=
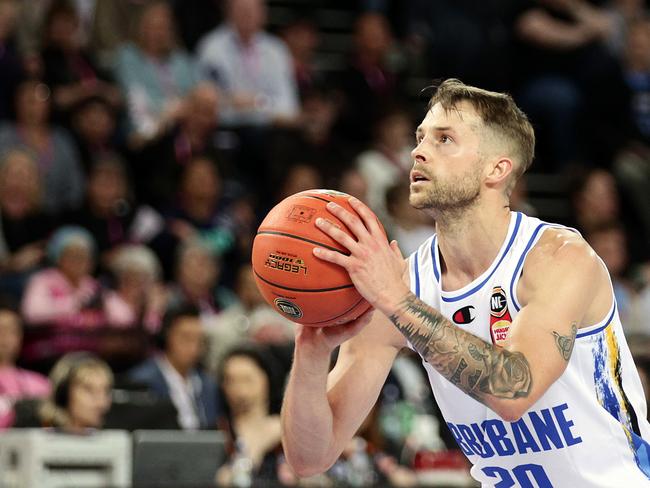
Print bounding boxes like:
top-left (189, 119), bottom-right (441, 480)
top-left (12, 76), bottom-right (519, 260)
top-left (434, 200), bottom-right (512, 282)
top-left (165, 354), bottom-right (190, 378)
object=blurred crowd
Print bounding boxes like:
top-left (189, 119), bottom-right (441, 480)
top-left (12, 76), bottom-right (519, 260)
top-left (0, 0), bottom-right (649, 485)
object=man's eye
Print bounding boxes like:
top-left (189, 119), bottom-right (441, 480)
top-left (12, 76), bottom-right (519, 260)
top-left (440, 135), bottom-right (452, 144)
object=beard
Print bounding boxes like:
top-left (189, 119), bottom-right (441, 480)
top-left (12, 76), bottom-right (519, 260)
top-left (409, 165), bottom-right (482, 212)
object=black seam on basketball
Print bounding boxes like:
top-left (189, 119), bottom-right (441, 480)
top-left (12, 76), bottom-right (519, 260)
top-left (253, 270), bottom-right (354, 292)
top-left (255, 230), bottom-right (349, 254)
top-left (302, 195), bottom-right (331, 203)
top-left (302, 296), bottom-right (367, 324)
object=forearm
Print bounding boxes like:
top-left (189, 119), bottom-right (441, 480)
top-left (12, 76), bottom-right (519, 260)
top-left (281, 345), bottom-right (337, 476)
top-left (385, 292), bottom-right (532, 413)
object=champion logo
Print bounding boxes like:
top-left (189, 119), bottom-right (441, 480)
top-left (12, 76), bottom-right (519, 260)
top-left (452, 305), bottom-right (476, 325)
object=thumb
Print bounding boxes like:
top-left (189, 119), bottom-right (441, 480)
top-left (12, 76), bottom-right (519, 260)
top-left (390, 240), bottom-right (404, 259)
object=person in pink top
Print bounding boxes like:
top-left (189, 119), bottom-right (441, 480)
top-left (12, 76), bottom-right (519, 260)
top-left (20, 226), bottom-right (105, 368)
top-left (0, 306), bottom-right (50, 428)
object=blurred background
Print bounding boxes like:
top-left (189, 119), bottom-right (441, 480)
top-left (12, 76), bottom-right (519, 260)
top-left (0, 0), bottom-right (649, 486)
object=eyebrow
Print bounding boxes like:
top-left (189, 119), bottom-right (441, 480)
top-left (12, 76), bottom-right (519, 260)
top-left (415, 125), bottom-right (454, 135)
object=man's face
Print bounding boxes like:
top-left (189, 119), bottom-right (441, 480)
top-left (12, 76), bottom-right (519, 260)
top-left (409, 101), bottom-right (485, 212)
top-left (166, 317), bottom-right (205, 372)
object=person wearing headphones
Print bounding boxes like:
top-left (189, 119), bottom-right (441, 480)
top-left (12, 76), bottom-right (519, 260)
top-left (38, 352), bottom-right (113, 434)
top-left (127, 304), bottom-right (219, 430)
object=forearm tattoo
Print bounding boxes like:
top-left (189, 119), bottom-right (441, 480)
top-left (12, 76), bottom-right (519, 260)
top-left (389, 293), bottom-right (532, 403)
top-left (552, 322), bottom-right (577, 361)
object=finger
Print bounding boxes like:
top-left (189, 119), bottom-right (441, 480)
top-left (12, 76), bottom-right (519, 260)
top-left (315, 217), bottom-right (359, 252)
top-left (324, 201), bottom-right (370, 241)
top-left (313, 246), bottom-right (350, 267)
top-left (390, 240), bottom-right (404, 260)
top-left (348, 197), bottom-right (383, 237)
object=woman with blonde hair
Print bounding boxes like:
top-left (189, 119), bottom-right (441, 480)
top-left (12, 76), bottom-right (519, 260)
top-left (39, 352), bottom-right (113, 433)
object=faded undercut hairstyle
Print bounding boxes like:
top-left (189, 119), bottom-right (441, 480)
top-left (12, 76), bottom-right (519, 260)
top-left (428, 79), bottom-right (535, 196)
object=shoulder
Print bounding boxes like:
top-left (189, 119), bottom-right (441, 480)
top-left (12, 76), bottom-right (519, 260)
top-left (197, 27), bottom-right (229, 57)
top-left (518, 227), bottom-right (605, 300)
top-left (526, 227), bottom-right (598, 272)
top-left (128, 358), bottom-right (161, 380)
top-left (260, 33), bottom-right (291, 57)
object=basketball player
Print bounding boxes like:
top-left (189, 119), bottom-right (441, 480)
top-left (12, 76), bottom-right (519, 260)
top-left (281, 79), bottom-right (650, 486)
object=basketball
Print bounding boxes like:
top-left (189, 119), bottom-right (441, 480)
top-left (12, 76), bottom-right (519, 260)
top-left (251, 189), bottom-right (383, 327)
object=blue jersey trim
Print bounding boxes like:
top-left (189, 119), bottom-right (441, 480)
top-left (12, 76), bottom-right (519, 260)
top-left (510, 223), bottom-right (550, 312)
top-left (414, 253), bottom-right (421, 298)
top-left (440, 213), bottom-right (522, 303)
top-left (576, 303), bottom-right (616, 338)
top-left (431, 235), bottom-right (440, 283)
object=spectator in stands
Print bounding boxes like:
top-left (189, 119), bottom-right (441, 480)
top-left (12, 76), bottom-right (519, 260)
top-left (70, 95), bottom-right (120, 173)
top-left (385, 181), bottom-right (435, 256)
top-left (22, 226), bottom-right (103, 329)
top-left (168, 240), bottom-right (235, 316)
top-left (623, 17), bottom-right (650, 144)
top-left (336, 167), bottom-right (369, 203)
top-left (20, 227), bottom-right (105, 370)
top-left (586, 222), bottom-right (650, 337)
top-left (0, 305), bottom-right (50, 428)
top-left (133, 84), bottom-right (228, 209)
top-left (215, 344), bottom-right (284, 486)
top-left (40, 0), bottom-right (121, 122)
top-left (39, 352), bottom-right (112, 433)
top-left (513, 0), bottom-right (631, 167)
top-left (0, 0), bottom-right (23, 121)
top-left (0, 150), bottom-right (54, 299)
top-left (0, 79), bottom-right (85, 213)
top-left (204, 263), bottom-right (294, 375)
top-left (66, 157), bottom-right (164, 266)
top-left (335, 12), bottom-right (405, 146)
top-left (104, 244), bottom-right (167, 332)
top-left (355, 107), bottom-right (413, 221)
top-left (114, 0), bottom-right (199, 144)
top-left (127, 304), bottom-right (219, 430)
top-left (163, 157), bottom-right (234, 258)
top-left (281, 16), bottom-right (322, 99)
top-left (197, 0), bottom-right (299, 126)
top-left (275, 163), bottom-right (323, 203)
top-left (570, 167), bottom-right (621, 233)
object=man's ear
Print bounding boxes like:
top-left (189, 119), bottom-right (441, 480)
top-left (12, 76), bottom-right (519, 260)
top-left (485, 157), bottom-right (514, 190)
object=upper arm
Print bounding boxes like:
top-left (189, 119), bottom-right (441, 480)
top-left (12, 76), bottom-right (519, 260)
top-left (325, 307), bottom-right (406, 457)
top-left (503, 229), bottom-right (604, 411)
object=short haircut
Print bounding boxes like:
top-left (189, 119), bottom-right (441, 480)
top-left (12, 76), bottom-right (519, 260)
top-left (428, 79), bottom-right (535, 189)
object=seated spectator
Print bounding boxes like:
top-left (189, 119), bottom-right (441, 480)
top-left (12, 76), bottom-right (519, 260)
top-left (133, 84), bottom-right (228, 209)
top-left (623, 18), bottom-right (650, 145)
top-left (22, 226), bottom-right (103, 329)
top-left (38, 352), bottom-right (112, 433)
top-left (0, 305), bottom-right (50, 428)
top-left (281, 15), bottom-right (322, 99)
top-left (114, 0), bottom-right (199, 144)
top-left (204, 263), bottom-right (294, 375)
top-left (168, 240), bottom-right (236, 316)
top-left (0, 79), bottom-right (85, 214)
top-left (160, 157), bottom-right (234, 264)
top-left (40, 0), bottom-right (121, 123)
top-left (127, 304), bottom-right (219, 430)
top-left (70, 95), bottom-right (121, 173)
top-left (275, 163), bottom-right (323, 203)
top-left (335, 12), bottom-right (405, 146)
top-left (65, 157), bottom-right (163, 265)
top-left (355, 108), bottom-right (413, 220)
top-left (385, 181), bottom-right (435, 256)
top-left (197, 0), bottom-right (299, 127)
top-left (215, 344), bottom-right (284, 486)
top-left (0, 150), bottom-right (55, 299)
top-left (104, 244), bottom-right (167, 332)
top-left (20, 227), bottom-right (106, 370)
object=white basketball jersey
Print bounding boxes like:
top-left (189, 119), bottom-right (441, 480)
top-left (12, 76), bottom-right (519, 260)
top-left (408, 212), bottom-right (650, 487)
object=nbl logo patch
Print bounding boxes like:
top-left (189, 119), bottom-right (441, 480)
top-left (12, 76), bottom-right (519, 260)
top-left (489, 286), bottom-right (511, 345)
top-left (274, 298), bottom-right (303, 319)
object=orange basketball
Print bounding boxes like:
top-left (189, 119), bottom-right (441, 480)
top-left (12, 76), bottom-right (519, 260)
top-left (251, 189), bottom-right (383, 327)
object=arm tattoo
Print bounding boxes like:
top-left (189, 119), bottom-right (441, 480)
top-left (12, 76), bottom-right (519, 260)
top-left (552, 322), bottom-right (577, 361)
top-left (389, 293), bottom-right (532, 404)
